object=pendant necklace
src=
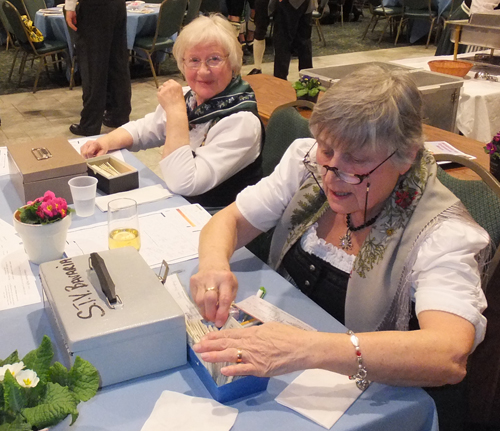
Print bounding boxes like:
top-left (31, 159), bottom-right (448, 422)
top-left (339, 213), bottom-right (380, 251)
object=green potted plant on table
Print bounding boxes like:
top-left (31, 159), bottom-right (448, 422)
top-left (0, 335), bottom-right (99, 430)
top-left (292, 75), bottom-right (326, 103)
top-left (484, 131), bottom-right (500, 181)
top-left (13, 191), bottom-right (73, 265)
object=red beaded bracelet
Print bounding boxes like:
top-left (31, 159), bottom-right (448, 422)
top-left (347, 330), bottom-right (370, 390)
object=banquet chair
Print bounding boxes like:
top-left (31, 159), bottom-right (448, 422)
top-left (246, 100), bottom-right (314, 263)
top-left (3, 0), bottom-right (67, 93)
top-left (22, 0), bottom-right (46, 20)
top-left (434, 0), bottom-right (458, 44)
top-left (395, 0), bottom-right (437, 48)
top-left (312, 0), bottom-right (330, 46)
top-left (132, 0), bottom-right (188, 88)
top-left (183, 0), bottom-right (202, 26)
top-left (434, 154), bottom-right (500, 287)
top-left (434, 155), bottom-right (500, 430)
top-left (0, 0), bottom-right (16, 49)
top-left (362, 0), bottom-right (402, 43)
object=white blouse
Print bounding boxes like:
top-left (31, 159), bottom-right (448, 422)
top-left (121, 103), bottom-right (262, 197)
top-left (236, 138), bottom-right (489, 350)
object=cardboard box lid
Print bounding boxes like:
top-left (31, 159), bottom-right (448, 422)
top-left (7, 137), bottom-right (87, 183)
top-left (40, 247), bottom-right (185, 353)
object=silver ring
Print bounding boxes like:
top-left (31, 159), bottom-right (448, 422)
top-left (205, 286), bottom-right (217, 293)
top-left (236, 349), bottom-right (243, 364)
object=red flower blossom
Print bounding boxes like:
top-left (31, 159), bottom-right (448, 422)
top-left (395, 190), bottom-right (418, 209)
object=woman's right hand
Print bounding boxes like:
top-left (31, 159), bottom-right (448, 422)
top-left (80, 139), bottom-right (109, 159)
top-left (190, 268), bottom-right (239, 328)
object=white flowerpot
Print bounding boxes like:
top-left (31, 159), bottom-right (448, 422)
top-left (13, 211), bottom-right (72, 265)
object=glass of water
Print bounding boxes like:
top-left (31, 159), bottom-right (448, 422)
top-left (107, 198), bottom-right (141, 250)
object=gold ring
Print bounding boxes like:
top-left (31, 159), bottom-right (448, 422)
top-left (205, 286), bottom-right (217, 293)
top-left (236, 349), bottom-right (243, 364)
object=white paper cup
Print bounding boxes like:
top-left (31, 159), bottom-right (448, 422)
top-left (68, 176), bottom-right (98, 217)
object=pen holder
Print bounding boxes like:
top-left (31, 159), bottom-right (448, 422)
top-left (187, 345), bottom-right (269, 403)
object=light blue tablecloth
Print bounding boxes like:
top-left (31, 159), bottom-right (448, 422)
top-left (35, 6), bottom-right (161, 58)
top-left (0, 149), bottom-right (439, 431)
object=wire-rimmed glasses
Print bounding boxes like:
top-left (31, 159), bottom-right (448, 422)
top-left (302, 142), bottom-right (397, 185)
top-left (183, 55), bottom-right (229, 70)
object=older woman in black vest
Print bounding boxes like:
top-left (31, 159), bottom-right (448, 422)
top-left (190, 66), bottom-right (490, 429)
top-left (79, 15), bottom-right (263, 208)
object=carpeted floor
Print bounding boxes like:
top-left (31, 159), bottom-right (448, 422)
top-left (0, 9), bottom-right (422, 95)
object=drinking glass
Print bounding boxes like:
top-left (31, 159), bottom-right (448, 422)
top-left (107, 198), bottom-right (141, 250)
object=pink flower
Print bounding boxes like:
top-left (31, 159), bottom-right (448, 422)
top-left (40, 201), bottom-right (56, 217)
top-left (42, 191), bottom-right (56, 202)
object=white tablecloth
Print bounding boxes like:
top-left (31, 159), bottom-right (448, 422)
top-left (392, 53), bottom-right (500, 142)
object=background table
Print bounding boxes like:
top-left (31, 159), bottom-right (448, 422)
top-left (35, 5), bottom-right (160, 59)
top-left (392, 53), bottom-right (500, 143)
top-left (0, 149), bottom-right (438, 431)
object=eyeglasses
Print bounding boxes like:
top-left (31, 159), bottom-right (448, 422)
top-left (303, 142), bottom-right (397, 185)
top-left (183, 55), bottom-right (228, 70)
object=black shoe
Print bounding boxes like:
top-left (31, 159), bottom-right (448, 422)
top-left (247, 68), bottom-right (262, 75)
top-left (242, 44), bottom-right (252, 56)
top-left (102, 115), bottom-right (126, 128)
top-left (69, 123), bottom-right (98, 137)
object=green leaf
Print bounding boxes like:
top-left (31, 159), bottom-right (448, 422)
top-left (21, 383), bottom-right (78, 429)
top-left (0, 415), bottom-right (31, 431)
top-left (0, 351), bottom-right (20, 367)
top-left (3, 371), bottom-right (26, 413)
top-left (48, 362), bottom-right (70, 388)
top-left (309, 88), bottom-right (319, 97)
top-left (68, 357), bottom-right (99, 402)
top-left (22, 336), bottom-right (54, 380)
top-left (296, 88), bottom-right (308, 97)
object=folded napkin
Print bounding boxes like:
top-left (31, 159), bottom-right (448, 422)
top-left (95, 184), bottom-right (172, 211)
top-left (141, 390), bottom-right (238, 431)
top-left (275, 369), bottom-right (365, 429)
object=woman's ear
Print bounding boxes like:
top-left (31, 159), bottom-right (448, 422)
top-left (398, 148), bottom-right (420, 176)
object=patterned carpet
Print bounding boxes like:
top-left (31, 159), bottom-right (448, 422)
top-left (0, 10), bottom-right (415, 95)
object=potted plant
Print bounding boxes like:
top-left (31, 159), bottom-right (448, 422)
top-left (292, 75), bottom-right (326, 103)
top-left (13, 191), bottom-right (73, 265)
top-left (0, 335), bottom-right (99, 430)
top-left (484, 131), bottom-right (500, 181)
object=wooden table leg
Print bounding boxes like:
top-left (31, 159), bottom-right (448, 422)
top-left (453, 26), bottom-right (462, 60)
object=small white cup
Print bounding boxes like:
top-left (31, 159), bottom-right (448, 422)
top-left (68, 176), bottom-right (98, 217)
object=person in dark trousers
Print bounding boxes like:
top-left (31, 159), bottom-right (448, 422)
top-left (65, 0), bottom-right (132, 136)
top-left (271, 0), bottom-right (315, 80)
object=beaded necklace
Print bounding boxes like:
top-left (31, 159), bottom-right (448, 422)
top-left (339, 213), bottom-right (380, 251)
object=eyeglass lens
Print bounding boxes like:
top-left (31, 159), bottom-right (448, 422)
top-left (185, 56), bottom-right (226, 69)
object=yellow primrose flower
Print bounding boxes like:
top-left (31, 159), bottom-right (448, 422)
top-left (16, 369), bottom-right (40, 388)
top-left (0, 361), bottom-right (25, 381)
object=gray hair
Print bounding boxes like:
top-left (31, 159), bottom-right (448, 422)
top-left (309, 64), bottom-right (424, 167)
top-left (173, 14), bottom-right (243, 76)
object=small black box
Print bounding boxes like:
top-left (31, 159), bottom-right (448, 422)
top-left (87, 155), bottom-right (139, 195)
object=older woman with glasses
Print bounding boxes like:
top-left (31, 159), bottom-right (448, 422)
top-left (79, 15), bottom-right (263, 208)
top-left (190, 65), bottom-right (490, 403)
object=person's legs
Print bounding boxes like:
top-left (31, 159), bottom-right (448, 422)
top-left (74, 0), bottom-right (114, 135)
top-left (273, 0), bottom-right (296, 80)
top-left (105, 0), bottom-right (131, 126)
top-left (294, 8), bottom-right (312, 72)
top-left (248, 0), bottom-right (269, 73)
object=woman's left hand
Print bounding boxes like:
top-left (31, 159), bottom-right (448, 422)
top-left (157, 80), bottom-right (186, 115)
top-left (192, 322), bottom-right (316, 377)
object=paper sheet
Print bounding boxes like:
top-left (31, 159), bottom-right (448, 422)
top-left (141, 390), bottom-right (238, 431)
top-left (164, 274), bottom-right (203, 321)
top-left (65, 204), bottom-right (211, 267)
top-left (95, 185), bottom-right (172, 211)
top-left (68, 137), bottom-right (125, 162)
top-left (235, 296), bottom-right (316, 331)
top-left (0, 219), bottom-right (40, 311)
top-left (275, 369), bottom-right (365, 429)
top-left (425, 141), bottom-right (476, 164)
top-left (0, 147), bottom-right (9, 177)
